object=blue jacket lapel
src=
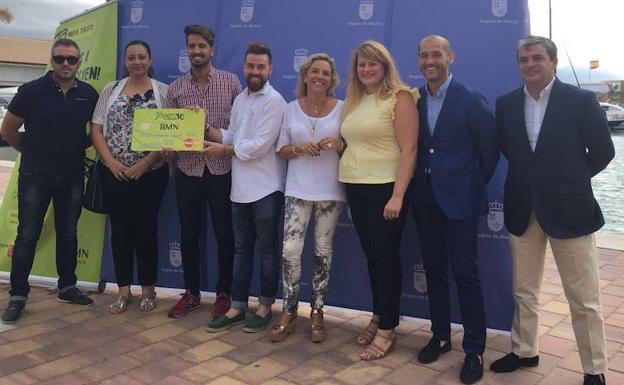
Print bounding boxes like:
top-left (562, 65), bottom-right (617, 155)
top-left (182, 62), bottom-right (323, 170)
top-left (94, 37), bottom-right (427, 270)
top-left (418, 85), bottom-right (432, 140)
top-left (511, 87), bottom-right (533, 155)
top-left (431, 79), bottom-right (461, 141)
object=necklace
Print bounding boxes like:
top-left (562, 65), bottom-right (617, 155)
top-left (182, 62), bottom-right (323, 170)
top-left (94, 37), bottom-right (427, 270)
top-left (308, 117), bottom-right (318, 138)
top-left (305, 97), bottom-right (327, 116)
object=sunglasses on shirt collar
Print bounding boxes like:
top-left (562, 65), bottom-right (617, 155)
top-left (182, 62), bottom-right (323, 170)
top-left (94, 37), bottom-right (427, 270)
top-left (126, 89), bottom-right (155, 115)
top-left (52, 55), bottom-right (80, 65)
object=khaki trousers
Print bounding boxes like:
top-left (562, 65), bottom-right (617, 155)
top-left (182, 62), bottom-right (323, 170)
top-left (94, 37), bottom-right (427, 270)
top-left (509, 214), bottom-right (607, 374)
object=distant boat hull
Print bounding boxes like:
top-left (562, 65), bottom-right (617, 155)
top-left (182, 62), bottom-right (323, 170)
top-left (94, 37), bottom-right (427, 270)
top-left (609, 120), bottom-right (624, 130)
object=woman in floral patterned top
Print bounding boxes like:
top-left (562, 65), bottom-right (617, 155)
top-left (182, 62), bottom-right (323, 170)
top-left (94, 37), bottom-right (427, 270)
top-left (91, 40), bottom-right (169, 314)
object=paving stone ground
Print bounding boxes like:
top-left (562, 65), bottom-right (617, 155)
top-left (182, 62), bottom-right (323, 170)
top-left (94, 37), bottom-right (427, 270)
top-left (0, 244), bottom-right (623, 385)
top-left (1, 164), bottom-right (624, 385)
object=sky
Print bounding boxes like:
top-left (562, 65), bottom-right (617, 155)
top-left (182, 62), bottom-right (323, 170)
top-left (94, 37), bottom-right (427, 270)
top-left (0, 0), bottom-right (102, 38)
top-left (1, 0), bottom-right (622, 82)
top-left (528, 0), bottom-right (624, 82)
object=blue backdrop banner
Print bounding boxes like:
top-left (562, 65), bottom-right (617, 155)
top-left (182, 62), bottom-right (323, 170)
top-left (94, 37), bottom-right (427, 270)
top-left (101, 0), bottom-right (529, 331)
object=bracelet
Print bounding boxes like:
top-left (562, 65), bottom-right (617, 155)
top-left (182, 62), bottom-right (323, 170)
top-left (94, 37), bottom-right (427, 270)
top-left (292, 144), bottom-right (300, 155)
top-left (337, 139), bottom-right (345, 152)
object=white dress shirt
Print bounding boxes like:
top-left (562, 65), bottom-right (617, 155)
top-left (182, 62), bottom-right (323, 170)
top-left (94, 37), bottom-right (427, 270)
top-left (221, 81), bottom-right (286, 203)
top-left (524, 77), bottom-right (555, 151)
top-left (426, 74), bottom-right (452, 135)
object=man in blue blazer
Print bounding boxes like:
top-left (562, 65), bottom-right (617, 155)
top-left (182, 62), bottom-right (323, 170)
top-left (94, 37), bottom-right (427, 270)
top-left (412, 35), bottom-right (499, 385)
top-left (491, 36), bottom-right (613, 385)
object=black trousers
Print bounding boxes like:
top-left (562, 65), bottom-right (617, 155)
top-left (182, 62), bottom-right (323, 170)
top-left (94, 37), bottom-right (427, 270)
top-left (346, 182), bottom-right (413, 330)
top-left (175, 167), bottom-right (234, 296)
top-left (413, 180), bottom-right (486, 355)
top-left (101, 164), bottom-right (169, 287)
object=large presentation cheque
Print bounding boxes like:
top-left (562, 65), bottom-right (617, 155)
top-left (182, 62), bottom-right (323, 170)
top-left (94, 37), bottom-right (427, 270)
top-left (131, 109), bottom-right (205, 151)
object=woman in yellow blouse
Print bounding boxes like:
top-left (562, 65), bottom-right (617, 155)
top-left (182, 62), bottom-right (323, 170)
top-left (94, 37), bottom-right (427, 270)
top-left (339, 40), bottom-right (419, 361)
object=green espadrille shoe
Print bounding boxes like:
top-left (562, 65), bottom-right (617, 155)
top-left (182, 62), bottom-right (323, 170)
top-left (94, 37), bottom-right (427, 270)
top-left (206, 311), bottom-right (245, 333)
top-left (243, 312), bottom-right (273, 333)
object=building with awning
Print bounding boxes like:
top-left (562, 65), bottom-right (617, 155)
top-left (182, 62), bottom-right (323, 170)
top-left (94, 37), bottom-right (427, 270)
top-left (0, 35), bottom-right (50, 87)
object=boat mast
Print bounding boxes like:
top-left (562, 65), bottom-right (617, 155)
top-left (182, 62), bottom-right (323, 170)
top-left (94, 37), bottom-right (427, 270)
top-left (549, 0), bottom-right (552, 39)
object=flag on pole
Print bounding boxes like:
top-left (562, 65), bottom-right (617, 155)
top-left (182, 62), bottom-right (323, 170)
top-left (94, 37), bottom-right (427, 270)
top-left (590, 60), bottom-right (599, 70)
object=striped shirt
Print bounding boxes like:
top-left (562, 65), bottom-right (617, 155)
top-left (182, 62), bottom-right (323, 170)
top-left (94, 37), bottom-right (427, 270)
top-left (166, 66), bottom-right (242, 176)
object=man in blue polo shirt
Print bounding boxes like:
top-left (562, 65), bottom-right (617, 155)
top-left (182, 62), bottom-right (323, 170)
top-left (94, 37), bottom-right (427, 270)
top-left (0, 38), bottom-right (99, 323)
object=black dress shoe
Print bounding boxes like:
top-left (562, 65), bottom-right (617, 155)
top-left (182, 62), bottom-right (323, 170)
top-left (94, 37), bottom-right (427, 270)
top-left (460, 353), bottom-right (483, 384)
top-left (417, 336), bottom-right (452, 364)
top-left (584, 373), bottom-right (606, 385)
top-left (490, 352), bottom-right (539, 373)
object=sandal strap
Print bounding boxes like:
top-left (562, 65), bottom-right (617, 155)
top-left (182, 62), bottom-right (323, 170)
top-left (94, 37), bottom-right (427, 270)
top-left (366, 342), bottom-right (387, 357)
top-left (272, 323), bottom-right (287, 333)
top-left (277, 313), bottom-right (296, 325)
top-left (109, 295), bottom-right (132, 314)
top-left (311, 311), bottom-right (324, 323)
top-left (374, 331), bottom-right (396, 342)
top-left (139, 294), bottom-right (157, 311)
top-left (362, 333), bottom-right (397, 360)
top-left (357, 319), bottom-right (379, 344)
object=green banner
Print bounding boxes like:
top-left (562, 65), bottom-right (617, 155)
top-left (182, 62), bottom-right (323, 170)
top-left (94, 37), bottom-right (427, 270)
top-left (52, 2), bottom-right (118, 92)
top-left (132, 109), bottom-right (205, 151)
top-left (0, 1), bottom-right (118, 284)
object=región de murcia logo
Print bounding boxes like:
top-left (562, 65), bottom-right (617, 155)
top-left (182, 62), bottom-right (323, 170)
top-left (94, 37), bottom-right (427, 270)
top-left (130, 0), bottom-right (144, 24)
top-left (487, 200), bottom-right (504, 232)
top-left (240, 0), bottom-right (255, 23)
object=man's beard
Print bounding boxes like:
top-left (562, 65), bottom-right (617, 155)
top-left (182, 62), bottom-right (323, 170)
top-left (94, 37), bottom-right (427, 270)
top-left (246, 75), bottom-right (267, 92)
top-left (190, 55), bottom-right (211, 69)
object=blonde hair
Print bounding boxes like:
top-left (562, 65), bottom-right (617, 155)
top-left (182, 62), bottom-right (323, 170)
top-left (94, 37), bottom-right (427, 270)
top-left (342, 40), bottom-right (407, 117)
top-left (295, 53), bottom-right (340, 98)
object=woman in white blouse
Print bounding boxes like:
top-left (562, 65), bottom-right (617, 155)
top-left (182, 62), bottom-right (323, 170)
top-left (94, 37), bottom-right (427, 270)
top-left (271, 53), bottom-right (345, 343)
top-left (91, 40), bottom-right (169, 314)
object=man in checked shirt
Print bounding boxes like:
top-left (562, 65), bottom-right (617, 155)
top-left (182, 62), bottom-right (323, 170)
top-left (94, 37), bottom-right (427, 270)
top-left (166, 24), bottom-right (242, 320)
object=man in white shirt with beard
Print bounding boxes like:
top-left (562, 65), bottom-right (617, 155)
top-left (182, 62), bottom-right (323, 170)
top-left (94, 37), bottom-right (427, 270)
top-left (203, 41), bottom-right (286, 333)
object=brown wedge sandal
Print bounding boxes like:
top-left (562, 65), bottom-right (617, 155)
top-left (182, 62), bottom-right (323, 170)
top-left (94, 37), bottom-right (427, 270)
top-left (270, 312), bottom-right (296, 342)
top-left (360, 330), bottom-right (397, 361)
top-left (310, 309), bottom-right (325, 343)
top-left (356, 316), bottom-right (379, 345)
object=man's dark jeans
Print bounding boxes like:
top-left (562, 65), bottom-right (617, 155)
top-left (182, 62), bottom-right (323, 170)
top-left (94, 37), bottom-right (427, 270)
top-left (175, 168), bottom-right (235, 296)
top-left (10, 172), bottom-right (84, 297)
top-left (230, 191), bottom-right (283, 310)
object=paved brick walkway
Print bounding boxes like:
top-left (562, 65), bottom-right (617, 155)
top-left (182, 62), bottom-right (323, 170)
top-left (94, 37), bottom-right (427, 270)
top-left (0, 245), bottom-right (623, 385)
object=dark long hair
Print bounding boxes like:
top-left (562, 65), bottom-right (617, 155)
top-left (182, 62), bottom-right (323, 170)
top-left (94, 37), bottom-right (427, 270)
top-left (121, 40), bottom-right (154, 78)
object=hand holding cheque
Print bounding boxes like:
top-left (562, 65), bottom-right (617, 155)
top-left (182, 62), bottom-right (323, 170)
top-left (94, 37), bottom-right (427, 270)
top-left (130, 108), bottom-right (205, 152)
